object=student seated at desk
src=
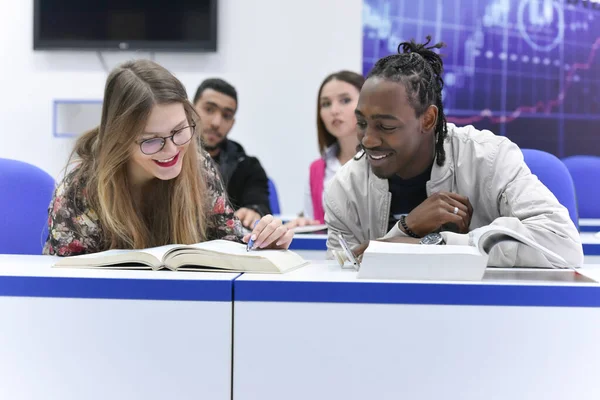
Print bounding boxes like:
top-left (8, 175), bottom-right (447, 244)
top-left (43, 60), bottom-right (293, 257)
top-left (286, 71), bottom-right (365, 228)
top-left (193, 78), bottom-right (271, 229)
top-left (324, 37), bottom-right (583, 268)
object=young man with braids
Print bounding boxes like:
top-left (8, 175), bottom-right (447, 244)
top-left (324, 37), bottom-right (582, 268)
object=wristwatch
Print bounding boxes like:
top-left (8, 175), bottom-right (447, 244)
top-left (420, 232), bottom-right (446, 245)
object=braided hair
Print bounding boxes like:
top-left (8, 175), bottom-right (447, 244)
top-left (367, 36), bottom-right (448, 166)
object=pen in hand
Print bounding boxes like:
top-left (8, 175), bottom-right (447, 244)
top-left (246, 220), bottom-right (260, 252)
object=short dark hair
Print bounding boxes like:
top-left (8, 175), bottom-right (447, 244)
top-left (367, 36), bottom-right (448, 166)
top-left (317, 71), bottom-right (366, 154)
top-left (193, 78), bottom-right (238, 109)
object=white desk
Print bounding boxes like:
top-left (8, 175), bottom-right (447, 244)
top-left (0, 255), bottom-right (237, 400)
top-left (233, 262), bottom-right (600, 400)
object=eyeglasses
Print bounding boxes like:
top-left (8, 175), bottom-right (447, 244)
top-left (137, 124), bottom-right (196, 155)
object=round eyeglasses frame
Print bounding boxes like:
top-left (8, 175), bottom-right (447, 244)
top-left (137, 124), bottom-right (196, 155)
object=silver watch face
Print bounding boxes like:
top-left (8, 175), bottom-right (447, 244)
top-left (420, 233), bottom-right (444, 245)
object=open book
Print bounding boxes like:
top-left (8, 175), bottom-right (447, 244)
top-left (357, 225), bottom-right (569, 281)
top-left (53, 240), bottom-right (308, 273)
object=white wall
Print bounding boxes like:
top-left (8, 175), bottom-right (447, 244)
top-left (0, 0), bottom-right (362, 214)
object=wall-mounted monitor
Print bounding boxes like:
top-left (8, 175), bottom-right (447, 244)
top-left (34, 0), bottom-right (217, 52)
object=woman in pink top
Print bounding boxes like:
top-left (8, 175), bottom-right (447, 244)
top-left (288, 71), bottom-right (365, 227)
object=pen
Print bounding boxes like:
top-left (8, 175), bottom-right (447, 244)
top-left (246, 220), bottom-right (260, 251)
top-left (335, 232), bottom-right (361, 270)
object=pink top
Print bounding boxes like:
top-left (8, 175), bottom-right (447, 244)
top-left (304, 144), bottom-right (342, 223)
top-left (309, 158), bottom-right (326, 223)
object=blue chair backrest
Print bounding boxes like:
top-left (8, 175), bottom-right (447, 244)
top-left (521, 149), bottom-right (578, 229)
top-left (267, 178), bottom-right (280, 215)
top-left (563, 155), bottom-right (600, 219)
top-left (0, 158), bottom-right (55, 254)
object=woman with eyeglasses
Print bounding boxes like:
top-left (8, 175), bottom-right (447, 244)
top-left (43, 59), bottom-right (293, 256)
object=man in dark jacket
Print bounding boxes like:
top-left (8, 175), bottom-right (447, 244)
top-left (193, 78), bottom-right (271, 228)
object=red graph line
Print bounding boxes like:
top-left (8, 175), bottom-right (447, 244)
top-left (447, 37), bottom-right (600, 125)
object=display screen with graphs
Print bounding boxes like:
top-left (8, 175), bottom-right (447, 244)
top-left (363, 0), bottom-right (600, 157)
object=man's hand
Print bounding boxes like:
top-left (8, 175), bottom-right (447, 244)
top-left (351, 237), bottom-right (421, 258)
top-left (235, 207), bottom-right (262, 229)
top-left (404, 192), bottom-right (473, 237)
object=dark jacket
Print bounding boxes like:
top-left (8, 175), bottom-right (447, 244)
top-left (212, 139), bottom-right (271, 216)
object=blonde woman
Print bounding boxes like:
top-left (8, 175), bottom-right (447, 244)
top-left (44, 60), bottom-right (293, 256)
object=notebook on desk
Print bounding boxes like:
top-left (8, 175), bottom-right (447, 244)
top-left (292, 224), bottom-right (328, 234)
top-left (53, 240), bottom-right (309, 273)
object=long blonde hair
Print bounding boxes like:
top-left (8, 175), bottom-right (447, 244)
top-left (71, 59), bottom-right (209, 250)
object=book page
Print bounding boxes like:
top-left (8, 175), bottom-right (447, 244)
top-left (59, 247), bottom-right (178, 260)
top-left (246, 250), bottom-right (309, 271)
top-left (167, 240), bottom-right (308, 273)
top-left (53, 248), bottom-right (161, 269)
top-left (195, 240), bottom-right (308, 266)
top-left (60, 249), bottom-right (138, 259)
top-left (476, 225), bottom-right (567, 267)
top-left (143, 244), bottom-right (185, 261)
top-left (183, 240), bottom-right (250, 255)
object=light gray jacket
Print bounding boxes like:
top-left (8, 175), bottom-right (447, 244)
top-left (324, 124), bottom-right (583, 268)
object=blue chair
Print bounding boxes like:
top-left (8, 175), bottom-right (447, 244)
top-left (562, 155), bottom-right (600, 219)
top-left (521, 149), bottom-right (578, 229)
top-left (267, 178), bottom-right (280, 215)
top-left (0, 159), bottom-right (55, 254)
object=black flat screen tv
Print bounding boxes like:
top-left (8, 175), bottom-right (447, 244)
top-left (33, 0), bottom-right (217, 52)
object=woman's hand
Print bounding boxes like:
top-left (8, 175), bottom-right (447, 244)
top-left (243, 214), bottom-right (294, 250)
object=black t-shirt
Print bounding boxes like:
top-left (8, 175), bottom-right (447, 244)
top-left (387, 164), bottom-right (433, 231)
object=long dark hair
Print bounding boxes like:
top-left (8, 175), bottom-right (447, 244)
top-left (316, 71), bottom-right (366, 154)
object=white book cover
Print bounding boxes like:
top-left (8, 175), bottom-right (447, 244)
top-left (357, 226), bottom-right (569, 281)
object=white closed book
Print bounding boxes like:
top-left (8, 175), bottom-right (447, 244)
top-left (358, 242), bottom-right (487, 281)
top-left (357, 226), bottom-right (568, 281)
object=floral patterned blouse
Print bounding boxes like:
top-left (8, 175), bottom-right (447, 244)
top-left (43, 153), bottom-right (245, 256)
